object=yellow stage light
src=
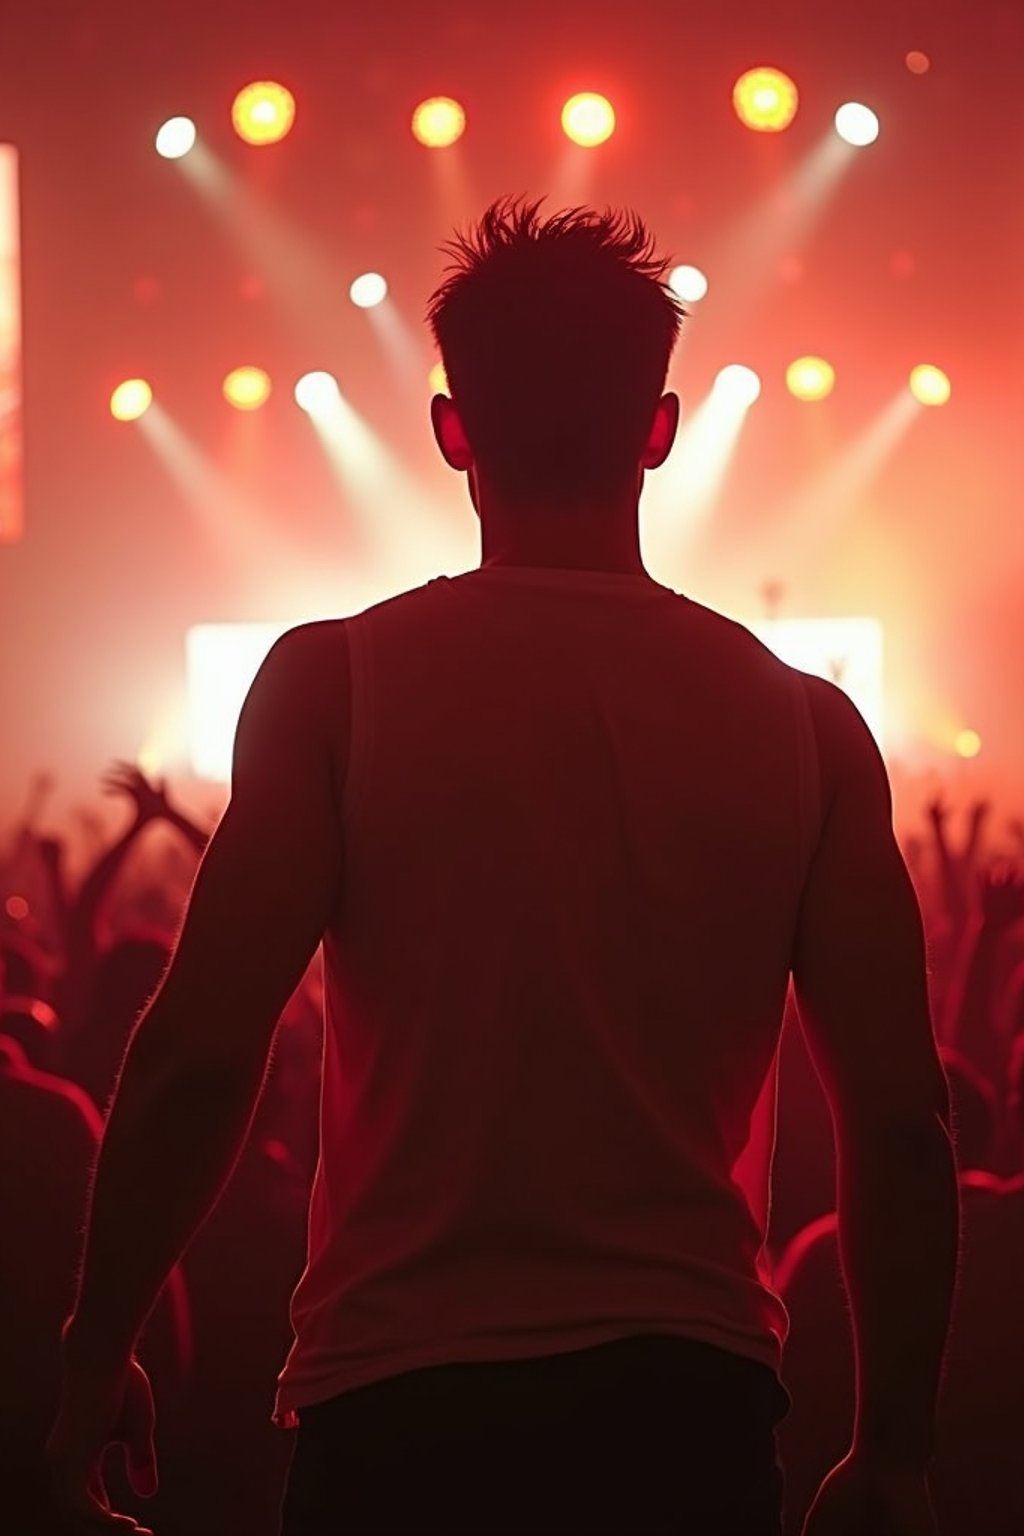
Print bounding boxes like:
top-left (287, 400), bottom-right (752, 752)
top-left (561, 93), bottom-right (616, 148)
top-left (954, 729), bottom-right (981, 759)
top-left (909, 364), bottom-right (951, 406)
top-left (155, 117), bottom-right (197, 159)
top-left (669, 265), bottom-right (709, 303)
top-left (232, 81), bottom-right (296, 146)
top-left (428, 361), bottom-right (448, 394)
top-left (411, 97), bottom-right (466, 148)
top-left (786, 356), bottom-right (836, 402)
top-left (733, 68), bottom-right (799, 133)
top-left (223, 366), bottom-right (271, 411)
top-left (110, 378), bottom-right (153, 422)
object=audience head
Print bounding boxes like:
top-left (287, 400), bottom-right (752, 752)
top-left (427, 195), bottom-right (684, 509)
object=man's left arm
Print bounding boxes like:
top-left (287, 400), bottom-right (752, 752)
top-left (49, 624), bottom-right (345, 1524)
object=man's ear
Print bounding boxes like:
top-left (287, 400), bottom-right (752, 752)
top-left (640, 392), bottom-right (680, 470)
top-left (430, 394), bottom-right (475, 472)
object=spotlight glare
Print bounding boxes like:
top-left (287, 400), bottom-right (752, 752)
top-left (561, 93), bottom-right (616, 147)
top-left (232, 81), bottom-right (296, 146)
top-left (110, 378), bottom-right (153, 422)
top-left (834, 102), bottom-right (880, 147)
top-left (909, 364), bottom-right (951, 406)
top-left (669, 264), bottom-right (709, 303)
top-left (411, 96), bottom-right (466, 148)
top-left (428, 361), bottom-right (449, 394)
top-left (713, 364), bottom-right (762, 406)
top-left (223, 366), bottom-right (271, 411)
top-left (786, 356), bottom-right (836, 402)
top-left (155, 116), bottom-right (197, 160)
top-left (294, 370), bottom-right (340, 413)
top-left (349, 272), bottom-right (388, 309)
top-left (733, 68), bottom-right (799, 132)
top-left (954, 728), bottom-right (981, 759)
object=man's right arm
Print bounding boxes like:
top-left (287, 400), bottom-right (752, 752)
top-left (791, 676), bottom-right (959, 1533)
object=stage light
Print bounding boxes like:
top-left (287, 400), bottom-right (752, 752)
top-left (954, 729), bottom-right (981, 759)
top-left (561, 93), bottom-right (616, 147)
top-left (110, 378), bottom-right (153, 422)
top-left (411, 96), bottom-right (466, 148)
top-left (909, 364), bottom-right (951, 406)
top-left (232, 81), bottom-right (296, 146)
top-left (428, 361), bottom-right (448, 394)
top-left (733, 68), bottom-right (799, 133)
top-left (349, 272), bottom-right (388, 309)
top-left (295, 370), bottom-right (340, 413)
top-left (786, 356), bottom-right (835, 402)
top-left (834, 102), bottom-right (880, 147)
top-left (669, 264), bottom-right (709, 303)
top-left (187, 624), bottom-right (289, 782)
top-left (713, 364), bottom-right (762, 406)
top-left (223, 366), bottom-right (271, 411)
top-left (155, 116), bottom-right (197, 160)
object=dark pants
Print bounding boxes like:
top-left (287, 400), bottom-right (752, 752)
top-left (280, 1333), bottom-right (789, 1534)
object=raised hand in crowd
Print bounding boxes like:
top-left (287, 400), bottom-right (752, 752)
top-left (101, 762), bottom-right (211, 855)
top-left (925, 793), bottom-right (990, 936)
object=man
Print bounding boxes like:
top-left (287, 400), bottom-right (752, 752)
top-left (46, 197), bottom-right (958, 1535)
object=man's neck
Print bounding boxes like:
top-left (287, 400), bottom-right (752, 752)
top-left (478, 498), bottom-right (648, 578)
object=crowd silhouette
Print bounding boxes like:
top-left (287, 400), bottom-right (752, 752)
top-left (2, 761), bottom-right (1022, 1533)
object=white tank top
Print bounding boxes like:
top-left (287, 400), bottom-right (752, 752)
top-left (275, 565), bottom-right (821, 1421)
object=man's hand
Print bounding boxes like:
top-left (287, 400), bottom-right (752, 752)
top-left (45, 1356), bottom-right (158, 1533)
top-left (101, 762), bottom-right (171, 827)
top-left (802, 1453), bottom-right (936, 1536)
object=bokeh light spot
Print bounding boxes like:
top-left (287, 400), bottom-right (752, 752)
top-left (713, 365), bottom-right (762, 406)
top-left (411, 97), bottom-right (466, 148)
top-left (733, 68), bottom-right (799, 132)
top-left (294, 371), bottom-right (340, 414)
top-left (905, 50), bottom-right (931, 75)
top-left (834, 102), bottom-right (880, 147)
top-left (561, 93), bottom-right (616, 147)
top-left (223, 366), bottom-right (271, 411)
top-left (909, 364), bottom-right (951, 406)
top-left (232, 81), bottom-right (296, 146)
top-left (110, 379), bottom-right (153, 422)
top-left (786, 356), bottom-right (836, 402)
top-left (668, 264), bottom-right (709, 303)
top-left (155, 116), bottom-right (197, 159)
top-left (349, 272), bottom-right (388, 309)
top-left (5, 894), bottom-right (29, 921)
top-left (954, 729), bottom-right (981, 759)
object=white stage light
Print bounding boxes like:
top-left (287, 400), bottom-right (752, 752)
top-left (155, 117), bottom-right (197, 160)
top-left (669, 264), bottom-right (709, 303)
top-left (834, 103), bottom-right (880, 147)
top-left (294, 370), bottom-right (340, 413)
top-left (713, 364), bottom-right (762, 406)
top-left (349, 272), bottom-right (388, 309)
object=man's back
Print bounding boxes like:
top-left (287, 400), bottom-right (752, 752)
top-left (277, 565), bottom-right (821, 1419)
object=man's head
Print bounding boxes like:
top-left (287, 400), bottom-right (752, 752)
top-left (427, 195), bottom-right (684, 511)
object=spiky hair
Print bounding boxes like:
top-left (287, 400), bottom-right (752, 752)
top-left (426, 195), bottom-right (685, 503)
